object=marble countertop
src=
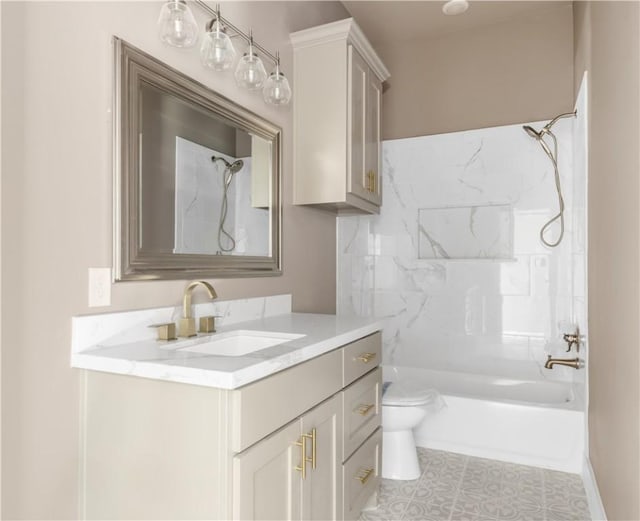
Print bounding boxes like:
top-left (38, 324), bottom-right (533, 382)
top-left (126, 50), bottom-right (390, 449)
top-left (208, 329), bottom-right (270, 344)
top-left (72, 313), bottom-right (383, 389)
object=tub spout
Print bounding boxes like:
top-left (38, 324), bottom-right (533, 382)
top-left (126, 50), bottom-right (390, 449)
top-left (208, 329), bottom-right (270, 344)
top-left (545, 355), bottom-right (582, 370)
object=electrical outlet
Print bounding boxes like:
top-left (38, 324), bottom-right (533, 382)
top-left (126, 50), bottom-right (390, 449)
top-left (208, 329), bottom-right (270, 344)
top-left (88, 268), bottom-right (112, 308)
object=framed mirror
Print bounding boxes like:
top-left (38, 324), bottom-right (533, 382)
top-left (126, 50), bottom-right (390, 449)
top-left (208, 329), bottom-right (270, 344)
top-left (114, 37), bottom-right (282, 281)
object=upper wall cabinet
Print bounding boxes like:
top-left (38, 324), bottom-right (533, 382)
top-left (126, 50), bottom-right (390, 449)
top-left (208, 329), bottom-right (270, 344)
top-left (291, 19), bottom-right (390, 214)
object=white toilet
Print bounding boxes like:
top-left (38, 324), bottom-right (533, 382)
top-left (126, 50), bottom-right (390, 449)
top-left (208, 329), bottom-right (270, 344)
top-left (381, 381), bottom-right (436, 480)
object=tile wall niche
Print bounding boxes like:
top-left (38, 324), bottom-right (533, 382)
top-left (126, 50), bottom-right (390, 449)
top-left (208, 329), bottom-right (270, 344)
top-left (337, 118), bottom-right (586, 380)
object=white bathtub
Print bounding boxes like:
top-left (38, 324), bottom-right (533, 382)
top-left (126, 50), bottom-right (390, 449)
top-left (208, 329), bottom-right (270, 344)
top-left (384, 366), bottom-right (585, 473)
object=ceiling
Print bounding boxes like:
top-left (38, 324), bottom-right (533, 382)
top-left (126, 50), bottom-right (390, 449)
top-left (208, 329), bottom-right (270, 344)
top-left (342, 1), bottom-right (572, 44)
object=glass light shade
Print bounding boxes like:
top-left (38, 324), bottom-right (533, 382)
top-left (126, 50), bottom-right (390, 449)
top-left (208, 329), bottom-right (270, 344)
top-left (442, 0), bottom-right (469, 15)
top-left (263, 71), bottom-right (292, 106)
top-left (234, 51), bottom-right (267, 90)
top-left (200, 20), bottom-right (236, 71)
top-left (158, 0), bottom-right (198, 48)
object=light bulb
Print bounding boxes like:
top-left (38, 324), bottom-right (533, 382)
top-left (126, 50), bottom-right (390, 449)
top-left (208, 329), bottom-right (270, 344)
top-left (234, 49), bottom-right (267, 90)
top-left (201, 19), bottom-right (236, 71)
top-left (263, 69), bottom-right (292, 106)
top-left (158, 0), bottom-right (198, 48)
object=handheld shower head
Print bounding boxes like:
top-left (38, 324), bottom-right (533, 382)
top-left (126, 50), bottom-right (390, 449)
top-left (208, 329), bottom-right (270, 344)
top-left (211, 156), bottom-right (244, 174)
top-left (228, 159), bottom-right (244, 174)
top-left (523, 125), bottom-right (542, 140)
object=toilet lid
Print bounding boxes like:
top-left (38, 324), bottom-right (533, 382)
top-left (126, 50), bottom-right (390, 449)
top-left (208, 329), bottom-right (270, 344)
top-left (382, 381), bottom-right (439, 407)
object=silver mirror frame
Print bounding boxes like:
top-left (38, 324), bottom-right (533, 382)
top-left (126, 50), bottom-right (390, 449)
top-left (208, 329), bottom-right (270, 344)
top-left (113, 37), bottom-right (282, 281)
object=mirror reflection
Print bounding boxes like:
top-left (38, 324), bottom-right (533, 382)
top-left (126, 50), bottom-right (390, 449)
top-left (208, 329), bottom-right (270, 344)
top-left (140, 83), bottom-right (272, 257)
top-left (114, 37), bottom-right (281, 280)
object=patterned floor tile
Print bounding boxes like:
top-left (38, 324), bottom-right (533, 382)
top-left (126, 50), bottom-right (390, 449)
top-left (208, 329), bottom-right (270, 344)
top-left (401, 497), bottom-right (455, 520)
top-left (361, 449), bottom-right (592, 521)
top-left (380, 478), bottom-right (420, 499)
top-left (363, 495), bottom-right (411, 520)
top-left (413, 478), bottom-right (458, 502)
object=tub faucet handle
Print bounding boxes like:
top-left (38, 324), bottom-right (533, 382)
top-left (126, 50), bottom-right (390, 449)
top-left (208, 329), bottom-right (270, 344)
top-left (562, 326), bottom-right (581, 352)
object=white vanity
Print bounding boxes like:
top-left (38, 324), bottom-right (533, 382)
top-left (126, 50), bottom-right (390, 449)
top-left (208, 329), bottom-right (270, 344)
top-left (72, 295), bottom-right (382, 520)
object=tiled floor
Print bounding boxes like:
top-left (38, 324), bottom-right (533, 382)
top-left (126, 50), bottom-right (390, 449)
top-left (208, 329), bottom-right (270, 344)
top-left (361, 448), bottom-right (591, 521)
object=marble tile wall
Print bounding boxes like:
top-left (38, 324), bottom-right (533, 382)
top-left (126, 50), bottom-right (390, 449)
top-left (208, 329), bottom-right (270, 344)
top-left (338, 118), bottom-right (586, 376)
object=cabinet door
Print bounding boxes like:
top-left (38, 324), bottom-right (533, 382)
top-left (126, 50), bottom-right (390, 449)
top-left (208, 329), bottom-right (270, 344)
top-left (365, 72), bottom-right (382, 206)
top-left (347, 46), bottom-right (370, 203)
top-left (233, 420), bottom-right (303, 521)
top-left (300, 394), bottom-right (343, 521)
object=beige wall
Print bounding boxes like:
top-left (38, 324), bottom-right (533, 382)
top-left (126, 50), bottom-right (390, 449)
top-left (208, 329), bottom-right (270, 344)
top-left (377, 3), bottom-right (575, 139)
top-left (0, 1), bottom-right (348, 518)
top-left (573, 2), bottom-right (640, 520)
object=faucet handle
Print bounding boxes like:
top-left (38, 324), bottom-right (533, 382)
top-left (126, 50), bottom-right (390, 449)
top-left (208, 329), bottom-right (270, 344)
top-left (199, 316), bottom-right (217, 334)
top-left (562, 327), bottom-right (581, 352)
top-left (149, 322), bottom-right (177, 341)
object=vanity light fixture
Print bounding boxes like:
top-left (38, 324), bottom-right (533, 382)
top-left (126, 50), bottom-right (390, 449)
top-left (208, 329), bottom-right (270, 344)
top-left (158, 0), bottom-right (199, 48)
top-left (234, 30), bottom-right (268, 90)
top-left (200, 6), bottom-right (236, 71)
top-left (263, 51), bottom-right (292, 105)
top-left (158, 0), bottom-right (292, 106)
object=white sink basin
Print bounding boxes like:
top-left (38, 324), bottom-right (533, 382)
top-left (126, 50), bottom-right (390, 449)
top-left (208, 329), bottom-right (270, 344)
top-left (179, 330), bottom-right (306, 357)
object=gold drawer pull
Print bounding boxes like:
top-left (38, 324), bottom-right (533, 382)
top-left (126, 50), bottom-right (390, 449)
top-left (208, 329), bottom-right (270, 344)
top-left (356, 404), bottom-right (375, 416)
top-left (354, 467), bottom-right (374, 485)
top-left (356, 352), bottom-right (376, 363)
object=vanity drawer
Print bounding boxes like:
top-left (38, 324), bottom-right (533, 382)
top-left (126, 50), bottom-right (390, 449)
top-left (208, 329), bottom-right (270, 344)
top-left (342, 367), bottom-right (381, 460)
top-left (343, 428), bottom-right (382, 521)
top-left (231, 348), bottom-right (342, 452)
top-left (342, 332), bottom-right (381, 387)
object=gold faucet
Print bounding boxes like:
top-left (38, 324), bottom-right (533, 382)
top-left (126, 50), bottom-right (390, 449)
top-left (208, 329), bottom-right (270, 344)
top-left (544, 355), bottom-right (582, 370)
top-left (178, 280), bottom-right (218, 337)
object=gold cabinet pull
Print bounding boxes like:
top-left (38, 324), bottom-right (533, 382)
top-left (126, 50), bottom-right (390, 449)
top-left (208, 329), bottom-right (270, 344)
top-left (294, 435), bottom-right (308, 480)
top-left (356, 404), bottom-right (375, 416)
top-left (354, 467), bottom-right (374, 485)
top-left (356, 352), bottom-right (376, 363)
top-left (308, 428), bottom-right (317, 469)
top-left (295, 431), bottom-right (315, 479)
top-left (366, 170), bottom-right (377, 193)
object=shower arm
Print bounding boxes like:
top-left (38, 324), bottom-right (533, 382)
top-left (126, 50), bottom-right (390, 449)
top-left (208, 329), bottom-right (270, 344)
top-left (543, 111), bottom-right (577, 132)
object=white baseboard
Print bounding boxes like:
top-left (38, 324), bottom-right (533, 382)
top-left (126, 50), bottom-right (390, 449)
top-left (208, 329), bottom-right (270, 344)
top-left (582, 457), bottom-right (607, 521)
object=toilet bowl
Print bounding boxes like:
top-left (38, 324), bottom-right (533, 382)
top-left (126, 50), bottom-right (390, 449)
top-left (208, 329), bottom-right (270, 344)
top-left (381, 382), bottom-right (436, 480)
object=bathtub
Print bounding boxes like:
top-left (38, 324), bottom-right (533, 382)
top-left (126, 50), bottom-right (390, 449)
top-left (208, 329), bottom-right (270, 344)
top-left (384, 366), bottom-right (585, 473)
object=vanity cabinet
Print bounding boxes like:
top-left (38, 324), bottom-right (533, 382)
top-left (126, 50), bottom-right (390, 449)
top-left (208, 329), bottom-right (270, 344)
top-left (234, 394), bottom-right (342, 520)
top-left (81, 331), bottom-right (382, 520)
top-left (291, 19), bottom-right (389, 214)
